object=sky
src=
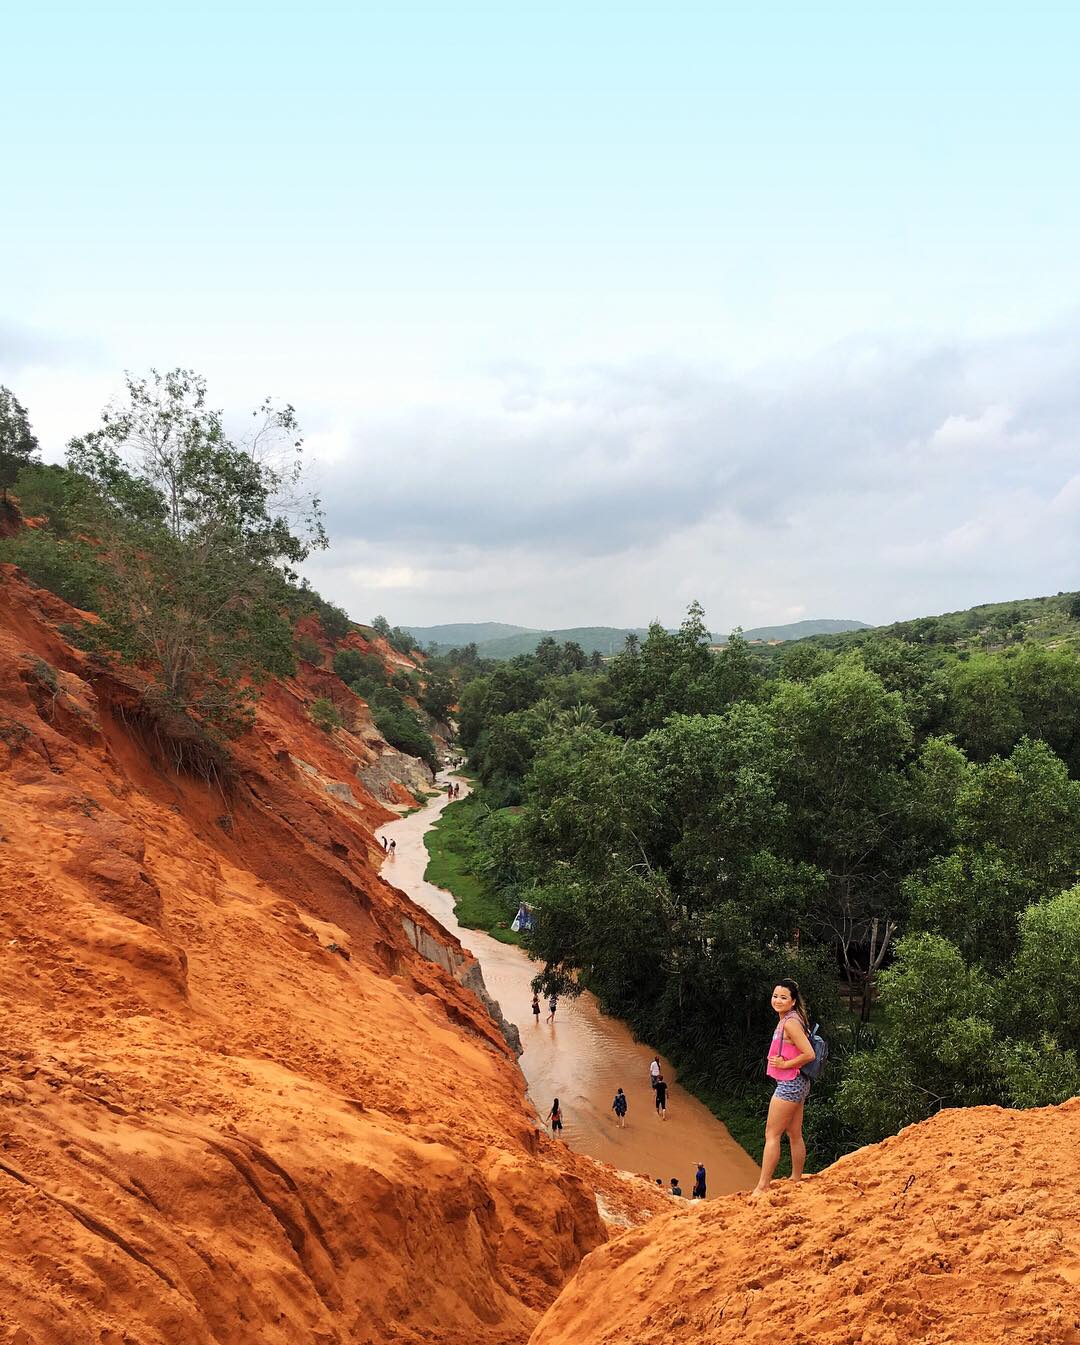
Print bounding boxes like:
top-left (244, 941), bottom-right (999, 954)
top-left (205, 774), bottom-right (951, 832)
top-left (3, 1), bottom-right (1079, 631)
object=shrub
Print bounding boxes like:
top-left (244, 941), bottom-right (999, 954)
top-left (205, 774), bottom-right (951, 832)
top-left (373, 704), bottom-right (438, 772)
top-left (296, 635), bottom-right (323, 665)
top-left (310, 697), bottom-right (344, 733)
top-left (0, 530), bottom-right (104, 610)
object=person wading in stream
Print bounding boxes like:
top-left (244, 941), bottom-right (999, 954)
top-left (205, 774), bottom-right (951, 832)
top-left (653, 1074), bottom-right (668, 1120)
top-left (611, 1087), bottom-right (628, 1128)
top-left (546, 993), bottom-right (558, 1024)
top-left (692, 1163), bottom-right (707, 1199)
top-left (545, 1098), bottom-right (563, 1136)
top-left (752, 978), bottom-right (815, 1195)
top-left (531, 993), bottom-right (541, 1023)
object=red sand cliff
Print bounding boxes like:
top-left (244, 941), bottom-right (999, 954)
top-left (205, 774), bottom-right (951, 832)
top-left (0, 563), bottom-right (665, 1345)
top-left (531, 1099), bottom-right (1080, 1345)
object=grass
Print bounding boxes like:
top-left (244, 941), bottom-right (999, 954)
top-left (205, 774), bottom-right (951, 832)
top-left (422, 796), bottom-right (522, 945)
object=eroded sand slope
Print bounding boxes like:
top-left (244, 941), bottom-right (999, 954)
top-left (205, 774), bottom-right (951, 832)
top-left (0, 564), bottom-right (664, 1345)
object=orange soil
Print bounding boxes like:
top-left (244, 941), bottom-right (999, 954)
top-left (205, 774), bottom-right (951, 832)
top-left (532, 1098), bottom-right (1080, 1345)
top-left (0, 563), bottom-right (666, 1345)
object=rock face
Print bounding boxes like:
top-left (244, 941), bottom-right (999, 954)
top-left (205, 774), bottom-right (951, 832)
top-left (531, 1098), bottom-right (1080, 1345)
top-left (0, 564), bottom-right (664, 1345)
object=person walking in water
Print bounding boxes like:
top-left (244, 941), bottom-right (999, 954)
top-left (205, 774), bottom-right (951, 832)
top-left (649, 1055), bottom-right (660, 1090)
top-left (692, 1163), bottom-right (707, 1200)
top-left (381, 836), bottom-right (388, 852)
top-left (388, 838), bottom-right (396, 859)
top-left (753, 978), bottom-right (815, 1195)
top-left (611, 1087), bottom-right (628, 1128)
top-left (545, 1098), bottom-right (563, 1136)
top-left (653, 1073), bottom-right (668, 1120)
top-left (531, 993), bottom-right (541, 1023)
top-left (545, 993), bottom-right (558, 1024)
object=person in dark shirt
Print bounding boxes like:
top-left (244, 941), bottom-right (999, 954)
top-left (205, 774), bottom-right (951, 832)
top-left (654, 1074), bottom-right (668, 1119)
top-left (670, 1177), bottom-right (682, 1197)
top-left (692, 1163), bottom-right (707, 1199)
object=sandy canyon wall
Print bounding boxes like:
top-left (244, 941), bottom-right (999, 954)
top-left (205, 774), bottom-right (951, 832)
top-left (0, 564), bottom-right (663, 1345)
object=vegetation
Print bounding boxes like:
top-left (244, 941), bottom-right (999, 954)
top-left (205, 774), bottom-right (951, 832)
top-left (0, 386), bottom-right (40, 500)
top-left (422, 796), bottom-right (523, 945)
top-left (1, 373), bottom-right (444, 778)
top-left (444, 596), bottom-right (1080, 1162)
top-left (310, 696), bottom-right (344, 733)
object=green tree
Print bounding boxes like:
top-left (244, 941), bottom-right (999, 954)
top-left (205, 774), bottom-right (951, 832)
top-left (0, 386), bottom-right (41, 500)
top-left (65, 369), bottom-right (324, 735)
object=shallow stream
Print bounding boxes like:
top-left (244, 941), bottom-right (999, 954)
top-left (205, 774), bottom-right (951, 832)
top-left (377, 775), bottom-right (760, 1197)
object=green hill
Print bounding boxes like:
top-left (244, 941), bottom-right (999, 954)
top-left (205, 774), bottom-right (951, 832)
top-left (404, 622), bottom-right (536, 648)
top-left (784, 591), bottom-right (1080, 658)
top-left (736, 618), bottom-right (870, 642)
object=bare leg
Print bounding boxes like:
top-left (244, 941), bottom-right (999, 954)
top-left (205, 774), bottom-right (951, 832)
top-left (752, 1095), bottom-right (800, 1194)
top-left (787, 1102), bottom-right (806, 1181)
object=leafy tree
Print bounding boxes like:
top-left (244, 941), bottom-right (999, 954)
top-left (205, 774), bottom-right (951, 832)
top-left (65, 369), bottom-right (324, 734)
top-left (371, 615), bottom-right (392, 638)
top-left (0, 386), bottom-right (40, 500)
top-left (421, 676), bottom-right (455, 724)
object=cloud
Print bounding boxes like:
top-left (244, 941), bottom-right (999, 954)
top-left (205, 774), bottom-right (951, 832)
top-left (305, 321), bottom-right (1080, 627)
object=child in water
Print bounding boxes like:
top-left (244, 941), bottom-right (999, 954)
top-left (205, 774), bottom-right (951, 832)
top-left (531, 993), bottom-right (541, 1022)
top-left (611, 1087), bottom-right (628, 1128)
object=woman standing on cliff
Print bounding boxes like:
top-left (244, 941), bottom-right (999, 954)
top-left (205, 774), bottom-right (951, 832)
top-left (752, 979), bottom-right (815, 1195)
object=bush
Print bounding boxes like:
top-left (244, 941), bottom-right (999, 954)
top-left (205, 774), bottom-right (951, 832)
top-left (373, 704), bottom-right (438, 772)
top-left (296, 635), bottom-right (323, 665)
top-left (333, 648), bottom-right (385, 686)
top-left (310, 697), bottom-right (344, 733)
top-left (0, 529), bottom-right (104, 610)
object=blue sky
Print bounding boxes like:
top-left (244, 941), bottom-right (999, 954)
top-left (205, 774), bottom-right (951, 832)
top-left (3, 2), bottom-right (1079, 628)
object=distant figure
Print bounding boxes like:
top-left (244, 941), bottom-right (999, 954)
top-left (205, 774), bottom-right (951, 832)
top-left (692, 1164), bottom-right (707, 1199)
top-left (654, 1075), bottom-right (668, 1120)
top-left (546, 1098), bottom-right (563, 1136)
top-left (389, 838), bottom-right (397, 859)
top-left (381, 836), bottom-right (388, 852)
top-left (612, 1087), bottom-right (628, 1128)
top-left (670, 1177), bottom-right (682, 1197)
top-left (531, 993), bottom-right (541, 1023)
top-left (650, 1055), bottom-right (661, 1090)
top-left (546, 994), bottom-right (558, 1024)
top-left (655, 1178), bottom-right (663, 1187)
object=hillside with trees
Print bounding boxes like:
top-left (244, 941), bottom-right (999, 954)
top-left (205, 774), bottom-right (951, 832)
top-left (432, 596), bottom-right (1080, 1162)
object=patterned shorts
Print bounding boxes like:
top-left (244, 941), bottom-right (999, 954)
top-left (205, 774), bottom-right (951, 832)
top-left (774, 1074), bottom-right (812, 1104)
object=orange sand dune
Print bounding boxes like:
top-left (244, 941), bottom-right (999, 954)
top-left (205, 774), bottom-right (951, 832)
top-left (0, 563), bottom-right (665, 1345)
top-left (531, 1098), bottom-right (1080, 1345)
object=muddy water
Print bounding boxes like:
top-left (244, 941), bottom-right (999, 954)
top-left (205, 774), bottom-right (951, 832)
top-left (378, 776), bottom-right (760, 1197)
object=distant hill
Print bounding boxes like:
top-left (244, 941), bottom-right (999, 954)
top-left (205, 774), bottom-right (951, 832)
top-left (409, 618), bottom-right (870, 660)
top-left (786, 591), bottom-right (1080, 657)
top-left (735, 619), bottom-right (870, 643)
top-left (404, 622), bottom-right (536, 648)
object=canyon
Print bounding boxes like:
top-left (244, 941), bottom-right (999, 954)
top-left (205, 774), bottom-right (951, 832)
top-left (1, 556), bottom-right (1077, 1345)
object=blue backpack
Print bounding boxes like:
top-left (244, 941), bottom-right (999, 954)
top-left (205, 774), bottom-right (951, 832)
top-left (800, 1022), bottom-right (829, 1080)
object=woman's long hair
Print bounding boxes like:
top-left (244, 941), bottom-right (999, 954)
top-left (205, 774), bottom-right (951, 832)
top-left (777, 978), bottom-right (811, 1031)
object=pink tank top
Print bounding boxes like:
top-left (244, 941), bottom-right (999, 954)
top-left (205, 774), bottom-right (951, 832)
top-left (766, 1012), bottom-right (803, 1081)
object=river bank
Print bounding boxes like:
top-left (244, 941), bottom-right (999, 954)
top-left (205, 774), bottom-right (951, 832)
top-left (377, 775), bottom-right (760, 1197)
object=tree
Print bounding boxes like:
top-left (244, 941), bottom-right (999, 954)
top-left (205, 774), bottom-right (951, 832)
top-left (0, 386), bottom-right (41, 500)
top-left (371, 615), bottom-right (392, 638)
top-left (65, 369), bottom-right (325, 735)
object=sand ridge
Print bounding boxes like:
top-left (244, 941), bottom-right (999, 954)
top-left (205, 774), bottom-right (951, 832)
top-left (531, 1098), bottom-right (1080, 1345)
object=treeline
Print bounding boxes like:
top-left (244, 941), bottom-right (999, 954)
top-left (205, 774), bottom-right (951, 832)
top-left (449, 601), bottom-right (1080, 1156)
top-left (0, 375), bottom-right (440, 775)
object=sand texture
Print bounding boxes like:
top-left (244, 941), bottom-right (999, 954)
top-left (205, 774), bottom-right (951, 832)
top-left (0, 563), bottom-right (665, 1345)
top-left (531, 1097), bottom-right (1080, 1345)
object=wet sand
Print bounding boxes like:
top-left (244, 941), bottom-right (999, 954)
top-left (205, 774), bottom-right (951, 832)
top-left (378, 775), bottom-right (760, 1197)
